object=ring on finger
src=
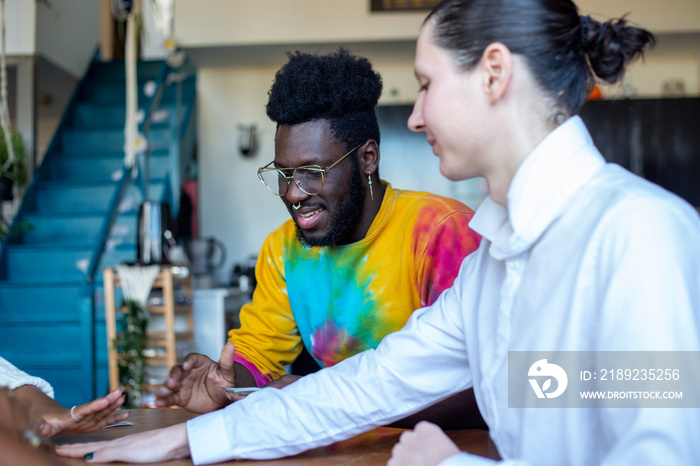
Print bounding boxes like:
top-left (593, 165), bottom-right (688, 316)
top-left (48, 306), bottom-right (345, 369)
top-left (70, 405), bottom-right (82, 423)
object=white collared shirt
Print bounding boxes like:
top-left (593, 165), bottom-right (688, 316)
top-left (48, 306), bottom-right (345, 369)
top-left (187, 117), bottom-right (700, 465)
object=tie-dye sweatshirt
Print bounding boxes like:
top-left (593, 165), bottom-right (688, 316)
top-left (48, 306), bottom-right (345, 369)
top-left (229, 183), bottom-right (480, 385)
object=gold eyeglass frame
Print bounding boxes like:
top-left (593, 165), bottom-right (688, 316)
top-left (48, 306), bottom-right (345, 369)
top-left (257, 143), bottom-right (362, 197)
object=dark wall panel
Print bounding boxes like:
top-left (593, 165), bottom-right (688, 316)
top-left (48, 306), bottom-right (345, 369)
top-left (580, 98), bottom-right (700, 206)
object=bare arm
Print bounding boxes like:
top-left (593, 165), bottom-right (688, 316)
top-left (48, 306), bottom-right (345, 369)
top-left (0, 426), bottom-right (66, 466)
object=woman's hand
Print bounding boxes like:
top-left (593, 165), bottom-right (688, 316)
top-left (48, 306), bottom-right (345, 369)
top-left (36, 387), bottom-right (130, 437)
top-left (55, 423), bottom-right (190, 463)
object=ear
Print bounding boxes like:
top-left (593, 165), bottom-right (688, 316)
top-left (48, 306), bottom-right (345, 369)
top-left (480, 42), bottom-right (513, 103)
top-left (358, 139), bottom-right (380, 175)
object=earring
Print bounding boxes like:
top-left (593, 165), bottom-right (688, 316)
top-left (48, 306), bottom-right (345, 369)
top-left (367, 173), bottom-right (374, 201)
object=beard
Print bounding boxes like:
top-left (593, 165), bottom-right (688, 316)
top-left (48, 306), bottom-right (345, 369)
top-left (295, 159), bottom-right (366, 248)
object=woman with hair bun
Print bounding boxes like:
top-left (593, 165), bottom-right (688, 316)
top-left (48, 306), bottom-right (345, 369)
top-left (55, 1), bottom-right (700, 464)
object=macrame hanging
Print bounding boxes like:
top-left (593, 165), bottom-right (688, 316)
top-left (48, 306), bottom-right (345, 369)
top-left (115, 264), bottom-right (160, 309)
top-left (122, 0), bottom-right (141, 169)
top-left (0, 0), bottom-right (16, 174)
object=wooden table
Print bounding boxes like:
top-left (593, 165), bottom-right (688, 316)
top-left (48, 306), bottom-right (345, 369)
top-left (53, 409), bottom-right (500, 465)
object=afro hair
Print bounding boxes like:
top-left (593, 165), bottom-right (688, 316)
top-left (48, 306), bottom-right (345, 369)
top-left (266, 48), bottom-right (383, 148)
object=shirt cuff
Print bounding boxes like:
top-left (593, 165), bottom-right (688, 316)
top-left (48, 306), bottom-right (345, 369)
top-left (187, 410), bottom-right (234, 465)
top-left (439, 452), bottom-right (499, 465)
top-left (234, 356), bottom-right (270, 387)
top-left (7, 375), bottom-right (55, 398)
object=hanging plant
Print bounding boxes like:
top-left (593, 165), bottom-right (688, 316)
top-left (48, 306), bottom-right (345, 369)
top-left (0, 129), bottom-right (29, 240)
top-left (0, 129), bottom-right (27, 199)
top-left (112, 299), bottom-right (148, 408)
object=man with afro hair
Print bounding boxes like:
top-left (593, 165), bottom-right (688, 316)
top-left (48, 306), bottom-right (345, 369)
top-left (157, 49), bottom-right (484, 429)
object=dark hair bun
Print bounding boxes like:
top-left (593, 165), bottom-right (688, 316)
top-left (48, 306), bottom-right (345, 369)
top-left (581, 16), bottom-right (656, 84)
top-left (266, 48), bottom-right (383, 125)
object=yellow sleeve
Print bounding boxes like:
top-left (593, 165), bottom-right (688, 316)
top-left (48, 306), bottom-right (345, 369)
top-left (228, 229), bottom-right (303, 380)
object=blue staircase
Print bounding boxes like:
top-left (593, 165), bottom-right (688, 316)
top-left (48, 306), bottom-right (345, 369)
top-left (0, 56), bottom-right (196, 407)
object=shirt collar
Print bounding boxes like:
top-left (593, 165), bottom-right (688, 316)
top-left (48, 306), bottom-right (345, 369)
top-left (470, 116), bottom-right (606, 259)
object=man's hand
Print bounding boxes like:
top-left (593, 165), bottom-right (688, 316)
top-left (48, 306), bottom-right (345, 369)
top-left (55, 423), bottom-right (190, 463)
top-left (156, 342), bottom-right (238, 413)
top-left (37, 387), bottom-right (130, 437)
top-left (388, 421), bottom-right (461, 466)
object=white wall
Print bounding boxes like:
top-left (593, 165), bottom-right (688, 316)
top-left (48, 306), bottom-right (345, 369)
top-left (5, 0), bottom-right (36, 55)
top-left (197, 65), bottom-right (287, 280)
top-left (174, 0), bottom-right (425, 47)
top-left (35, 0), bottom-right (101, 77)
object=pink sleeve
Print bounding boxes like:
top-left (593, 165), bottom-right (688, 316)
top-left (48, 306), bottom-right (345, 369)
top-left (416, 210), bottom-right (481, 307)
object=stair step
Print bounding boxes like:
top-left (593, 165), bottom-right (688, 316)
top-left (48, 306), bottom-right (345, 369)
top-left (0, 282), bottom-right (83, 321)
top-left (34, 181), bottom-right (166, 214)
top-left (21, 212), bottom-right (138, 245)
top-left (61, 127), bottom-right (172, 154)
top-left (35, 182), bottom-right (116, 213)
top-left (1, 326), bottom-right (83, 364)
top-left (5, 244), bottom-right (93, 282)
top-left (87, 60), bottom-right (164, 82)
top-left (79, 78), bottom-right (195, 105)
top-left (72, 103), bottom-right (181, 129)
top-left (46, 151), bottom-right (169, 182)
top-left (4, 244), bottom-right (136, 283)
top-left (0, 329), bottom-right (86, 407)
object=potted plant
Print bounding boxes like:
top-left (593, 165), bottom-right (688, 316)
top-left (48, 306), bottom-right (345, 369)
top-left (112, 299), bottom-right (148, 408)
top-left (0, 129), bottom-right (28, 201)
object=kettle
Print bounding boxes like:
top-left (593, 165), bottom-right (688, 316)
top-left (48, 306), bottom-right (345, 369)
top-left (184, 237), bottom-right (227, 276)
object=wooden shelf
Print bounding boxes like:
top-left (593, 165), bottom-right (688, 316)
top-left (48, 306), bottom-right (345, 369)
top-left (104, 266), bottom-right (195, 392)
top-left (147, 304), bottom-right (192, 314)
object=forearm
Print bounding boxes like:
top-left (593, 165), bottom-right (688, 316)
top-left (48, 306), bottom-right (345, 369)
top-left (388, 388), bottom-right (487, 430)
top-left (0, 426), bottom-right (63, 466)
top-left (12, 386), bottom-right (64, 428)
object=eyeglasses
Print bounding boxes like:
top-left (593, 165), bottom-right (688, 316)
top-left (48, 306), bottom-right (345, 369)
top-left (257, 144), bottom-right (362, 197)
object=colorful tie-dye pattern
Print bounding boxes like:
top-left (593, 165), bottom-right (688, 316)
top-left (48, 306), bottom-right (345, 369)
top-left (229, 184), bottom-right (480, 378)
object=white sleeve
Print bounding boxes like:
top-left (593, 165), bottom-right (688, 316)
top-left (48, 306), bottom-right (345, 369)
top-left (0, 356), bottom-right (54, 398)
top-left (589, 198), bottom-right (700, 465)
top-left (187, 276), bottom-right (474, 464)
